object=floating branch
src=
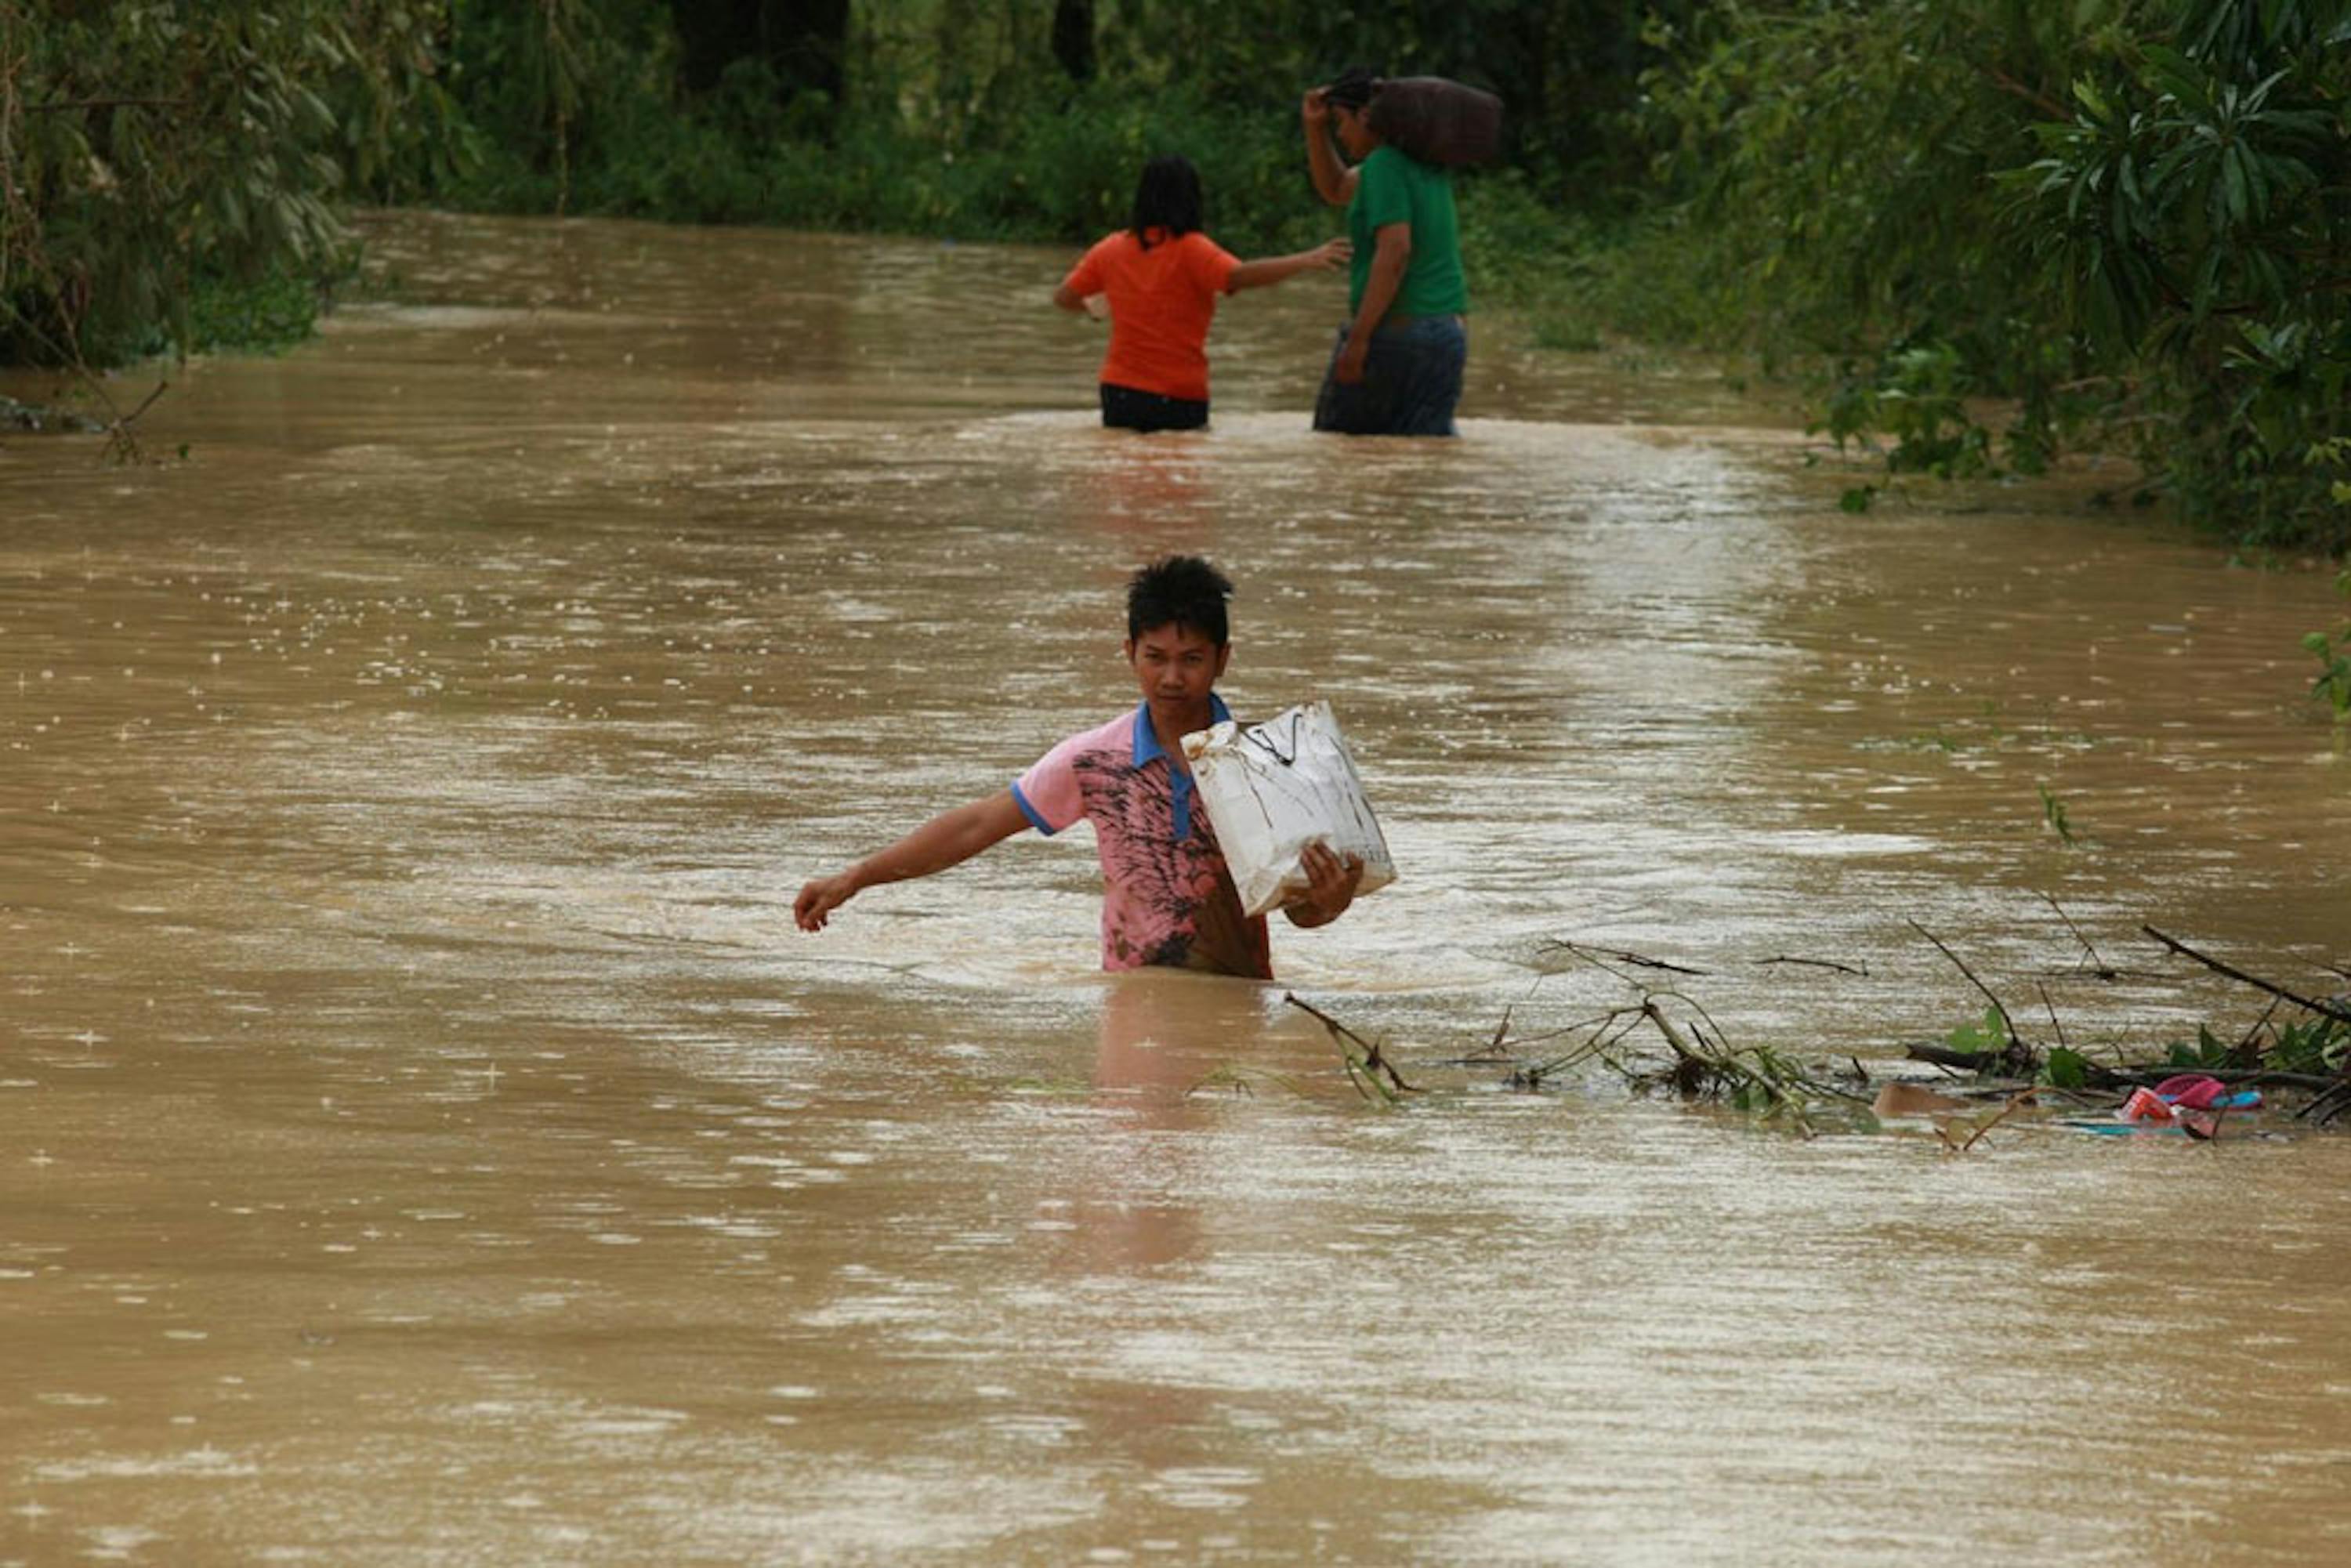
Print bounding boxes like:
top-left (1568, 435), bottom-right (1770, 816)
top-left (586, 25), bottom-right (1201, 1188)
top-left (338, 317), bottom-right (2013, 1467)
top-left (2042, 893), bottom-right (2118, 979)
top-left (2038, 980), bottom-right (2067, 1052)
top-left (1476, 1005), bottom-right (1515, 1061)
top-left (1641, 997), bottom-right (1698, 1061)
top-left (1909, 919), bottom-right (2036, 1074)
top-left (1284, 991), bottom-right (1418, 1099)
top-left (2142, 926), bottom-right (2351, 1026)
top-left (1934, 1088), bottom-right (2038, 1155)
top-left (2302, 1081), bottom-right (2351, 1128)
top-left (1511, 1006), bottom-right (1646, 1088)
top-left (1183, 1065), bottom-right (1318, 1099)
top-left (1755, 954), bottom-right (1870, 976)
top-left (1436, 1008), bottom-right (1632, 1065)
top-left (1186, 1068), bottom-right (1255, 1099)
top-left (2234, 998), bottom-right (2285, 1066)
top-left (1904, 1044), bottom-right (2019, 1076)
top-left (1292, 922), bottom-right (2351, 1139)
top-left (102, 377), bottom-right (170, 464)
top-left (1541, 938), bottom-right (1708, 976)
top-left (1532, 946), bottom-right (1867, 1122)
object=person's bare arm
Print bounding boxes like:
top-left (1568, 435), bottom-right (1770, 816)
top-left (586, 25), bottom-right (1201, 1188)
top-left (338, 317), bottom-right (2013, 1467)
top-left (795, 790), bottom-right (1031, 931)
top-left (1052, 281), bottom-right (1091, 312)
top-left (1281, 841), bottom-right (1364, 929)
top-left (1301, 89), bottom-right (1359, 208)
top-left (1226, 237), bottom-right (1351, 293)
top-left (1332, 222), bottom-right (1411, 386)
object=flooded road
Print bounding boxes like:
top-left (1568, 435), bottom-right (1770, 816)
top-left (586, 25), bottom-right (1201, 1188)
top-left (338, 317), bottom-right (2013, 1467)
top-left (4, 211), bottom-right (2349, 1564)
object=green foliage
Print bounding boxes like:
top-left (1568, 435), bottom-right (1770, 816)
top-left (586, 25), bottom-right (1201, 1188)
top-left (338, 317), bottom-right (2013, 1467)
top-left (2306, 632), bottom-right (2351, 718)
top-left (2166, 1022), bottom-right (2237, 1068)
top-left (1630, 0), bottom-right (2078, 357)
top-left (0, 0), bottom-right (449, 368)
top-left (421, 7), bottom-right (1316, 247)
top-left (2038, 784), bottom-right (2078, 845)
top-left (1809, 343), bottom-right (1999, 482)
top-left (2044, 1046), bottom-right (2092, 1088)
top-left (2167, 1014), bottom-right (2348, 1073)
top-left (2266, 1015), bottom-right (2351, 1074)
top-left (2003, 0), bottom-right (2351, 550)
top-left (2305, 567), bottom-right (2351, 720)
top-left (184, 259), bottom-right (342, 357)
top-left (1715, 1041), bottom-right (1817, 1117)
top-left (1619, 0), bottom-right (2351, 552)
top-left (1455, 169), bottom-right (1576, 304)
top-left (403, 0), bottom-right (672, 215)
top-left (1944, 1004), bottom-right (2012, 1055)
top-left (397, 0), bottom-right (1681, 267)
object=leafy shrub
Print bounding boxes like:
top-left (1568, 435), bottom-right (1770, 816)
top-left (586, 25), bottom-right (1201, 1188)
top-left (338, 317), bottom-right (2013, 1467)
top-left (1622, 0), bottom-right (2351, 552)
top-left (0, 0), bottom-right (444, 366)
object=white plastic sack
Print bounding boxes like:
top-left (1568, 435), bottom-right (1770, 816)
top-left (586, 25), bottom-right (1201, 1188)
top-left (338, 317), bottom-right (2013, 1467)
top-left (1181, 701), bottom-right (1397, 918)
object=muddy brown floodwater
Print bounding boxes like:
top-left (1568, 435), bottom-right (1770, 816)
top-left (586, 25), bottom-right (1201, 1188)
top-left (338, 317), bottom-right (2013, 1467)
top-left (4, 212), bottom-right (2349, 1566)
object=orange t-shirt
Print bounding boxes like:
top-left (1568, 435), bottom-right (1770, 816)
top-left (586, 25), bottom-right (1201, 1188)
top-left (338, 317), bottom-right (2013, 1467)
top-left (1062, 229), bottom-right (1241, 404)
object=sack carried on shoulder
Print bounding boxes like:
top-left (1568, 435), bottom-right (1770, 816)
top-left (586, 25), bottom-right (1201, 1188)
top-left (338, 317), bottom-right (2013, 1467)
top-left (1182, 701), bottom-right (1398, 918)
top-left (1367, 77), bottom-right (1504, 168)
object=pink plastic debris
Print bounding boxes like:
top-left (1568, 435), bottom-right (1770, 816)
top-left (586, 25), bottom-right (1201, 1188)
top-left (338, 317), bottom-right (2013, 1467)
top-left (2152, 1074), bottom-right (2229, 1110)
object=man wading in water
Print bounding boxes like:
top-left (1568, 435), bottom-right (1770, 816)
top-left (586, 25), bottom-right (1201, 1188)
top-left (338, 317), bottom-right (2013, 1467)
top-left (793, 556), bottom-right (1363, 979)
top-left (1302, 67), bottom-right (1470, 436)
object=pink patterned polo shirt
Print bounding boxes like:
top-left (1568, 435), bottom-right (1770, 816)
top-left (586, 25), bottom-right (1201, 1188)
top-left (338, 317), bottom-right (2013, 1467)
top-left (1012, 696), bottom-right (1272, 980)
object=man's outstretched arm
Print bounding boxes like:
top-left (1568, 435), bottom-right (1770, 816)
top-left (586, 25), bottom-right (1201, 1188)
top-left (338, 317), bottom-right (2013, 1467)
top-left (795, 790), bottom-right (1031, 931)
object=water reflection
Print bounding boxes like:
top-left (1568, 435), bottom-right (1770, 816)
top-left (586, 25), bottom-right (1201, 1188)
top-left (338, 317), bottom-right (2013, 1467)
top-left (1055, 972), bottom-right (1326, 1276)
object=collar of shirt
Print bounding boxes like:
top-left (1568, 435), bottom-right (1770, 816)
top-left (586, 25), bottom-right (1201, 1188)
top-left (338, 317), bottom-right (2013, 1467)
top-left (1131, 693), bottom-right (1231, 842)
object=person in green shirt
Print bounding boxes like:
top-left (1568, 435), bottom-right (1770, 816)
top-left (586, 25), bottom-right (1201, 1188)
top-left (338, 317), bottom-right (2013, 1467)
top-left (1301, 67), bottom-right (1469, 436)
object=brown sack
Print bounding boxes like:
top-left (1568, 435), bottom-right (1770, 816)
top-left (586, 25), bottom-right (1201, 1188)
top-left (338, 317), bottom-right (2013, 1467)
top-left (1367, 77), bottom-right (1503, 168)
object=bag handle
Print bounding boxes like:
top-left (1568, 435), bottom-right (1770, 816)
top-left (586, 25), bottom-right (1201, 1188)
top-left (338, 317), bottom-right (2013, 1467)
top-left (1241, 708), bottom-right (1305, 767)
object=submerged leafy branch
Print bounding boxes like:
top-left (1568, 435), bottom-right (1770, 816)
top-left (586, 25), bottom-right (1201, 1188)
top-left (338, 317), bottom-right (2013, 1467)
top-left (1286, 912), bottom-right (2351, 1148)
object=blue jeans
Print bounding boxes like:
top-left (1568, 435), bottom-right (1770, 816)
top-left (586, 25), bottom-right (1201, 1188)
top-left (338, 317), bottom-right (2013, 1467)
top-left (1311, 314), bottom-right (1467, 436)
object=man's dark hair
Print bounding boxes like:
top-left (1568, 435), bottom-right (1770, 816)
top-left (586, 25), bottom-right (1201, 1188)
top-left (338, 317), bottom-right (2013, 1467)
top-left (1322, 65), bottom-right (1382, 113)
top-left (1127, 555), bottom-right (1233, 646)
top-left (1130, 154), bottom-right (1204, 249)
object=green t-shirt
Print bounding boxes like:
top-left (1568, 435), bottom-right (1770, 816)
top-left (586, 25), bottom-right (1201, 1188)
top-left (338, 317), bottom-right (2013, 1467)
top-left (1346, 144), bottom-right (1468, 319)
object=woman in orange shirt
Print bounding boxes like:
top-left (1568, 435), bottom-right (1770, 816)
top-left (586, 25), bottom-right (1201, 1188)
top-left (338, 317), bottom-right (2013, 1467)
top-left (1054, 154), bottom-right (1349, 432)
